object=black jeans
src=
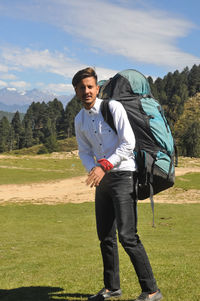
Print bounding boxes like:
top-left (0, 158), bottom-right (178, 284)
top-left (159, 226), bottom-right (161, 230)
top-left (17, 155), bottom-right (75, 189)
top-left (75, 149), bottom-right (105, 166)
top-left (95, 171), bottom-right (158, 293)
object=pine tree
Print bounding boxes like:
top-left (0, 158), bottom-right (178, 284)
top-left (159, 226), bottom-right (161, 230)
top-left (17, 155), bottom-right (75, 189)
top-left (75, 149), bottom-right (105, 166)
top-left (174, 93), bottom-right (200, 157)
top-left (22, 107), bottom-right (34, 147)
top-left (147, 76), bottom-right (158, 99)
top-left (44, 133), bottom-right (59, 153)
top-left (182, 122), bottom-right (200, 157)
top-left (23, 119), bottom-right (33, 148)
top-left (188, 65), bottom-right (200, 96)
top-left (64, 96), bottom-right (82, 137)
top-left (0, 117), bottom-right (10, 152)
top-left (47, 98), bottom-right (65, 139)
top-left (153, 77), bottom-right (166, 104)
top-left (11, 111), bottom-right (24, 149)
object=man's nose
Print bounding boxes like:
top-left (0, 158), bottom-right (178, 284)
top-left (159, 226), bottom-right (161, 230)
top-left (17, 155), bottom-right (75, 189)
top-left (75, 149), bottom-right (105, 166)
top-left (85, 87), bottom-right (90, 93)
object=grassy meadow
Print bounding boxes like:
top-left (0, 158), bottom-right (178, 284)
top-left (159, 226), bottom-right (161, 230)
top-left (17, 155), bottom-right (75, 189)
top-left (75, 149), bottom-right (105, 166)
top-left (0, 155), bottom-right (86, 184)
top-left (0, 153), bottom-right (199, 189)
top-left (0, 203), bottom-right (199, 301)
top-left (0, 154), bottom-right (200, 300)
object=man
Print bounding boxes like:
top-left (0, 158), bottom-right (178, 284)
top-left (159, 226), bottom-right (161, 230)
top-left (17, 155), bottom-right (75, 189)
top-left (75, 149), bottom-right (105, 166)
top-left (73, 67), bottom-right (162, 301)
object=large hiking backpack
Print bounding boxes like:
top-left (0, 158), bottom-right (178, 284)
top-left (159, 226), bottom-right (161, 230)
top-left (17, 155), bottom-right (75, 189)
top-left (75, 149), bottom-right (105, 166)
top-left (98, 69), bottom-right (177, 226)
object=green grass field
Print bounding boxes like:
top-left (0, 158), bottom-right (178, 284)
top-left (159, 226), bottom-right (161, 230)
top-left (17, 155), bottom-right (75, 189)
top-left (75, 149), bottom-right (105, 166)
top-left (0, 203), bottom-right (199, 301)
top-left (0, 155), bottom-right (199, 190)
top-left (0, 156), bottom-right (86, 184)
top-left (0, 155), bottom-right (200, 300)
top-left (175, 172), bottom-right (200, 190)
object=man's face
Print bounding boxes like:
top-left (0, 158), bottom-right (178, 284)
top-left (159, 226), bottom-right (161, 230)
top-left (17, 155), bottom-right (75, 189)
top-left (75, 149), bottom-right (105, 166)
top-left (75, 76), bottom-right (99, 110)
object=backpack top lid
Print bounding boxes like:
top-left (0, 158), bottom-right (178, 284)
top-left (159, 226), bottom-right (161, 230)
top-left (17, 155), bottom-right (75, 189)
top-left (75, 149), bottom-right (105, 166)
top-left (98, 69), bottom-right (151, 100)
top-left (118, 69), bottom-right (151, 95)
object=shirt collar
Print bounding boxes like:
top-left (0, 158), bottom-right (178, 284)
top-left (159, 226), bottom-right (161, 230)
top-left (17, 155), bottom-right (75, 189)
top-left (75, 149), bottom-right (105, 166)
top-left (84, 98), bottom-right (102, 115)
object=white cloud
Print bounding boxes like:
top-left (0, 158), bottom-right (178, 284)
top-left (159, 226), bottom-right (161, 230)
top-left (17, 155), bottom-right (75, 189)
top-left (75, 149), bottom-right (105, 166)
top-left (0, 46), bottom-right (117, 82)
top-left (54, 0), bottom-right (199, 69)
top-left (2, 0), bottom-right (198, 69)
top-left (0, 73), bottom-right (17, 80)
top-left (0, 64), bottom-right (9, 73)
top-left (0, 0), bottom-right (199, 94)
top-left (0, 44), bottom-right (118, 94)
top-left (0, 80), bottom-right (8, 88)
top-left (10, 80), bottom-right (31, 89)
top-left (95, 66), bottom-right (118, 81)
top-left (0, 46), bottom-right (82, 78)
top-left (45, 83), bottom-right (74, 94)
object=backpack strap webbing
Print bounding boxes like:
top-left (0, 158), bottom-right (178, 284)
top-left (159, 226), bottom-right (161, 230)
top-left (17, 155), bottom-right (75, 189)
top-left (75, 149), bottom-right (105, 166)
top-left (149, 183), bottom-right (155, 228)
top-left (147, 153), bottom-right (156, 227)
top-left (100, 99), bottom-right (117, 134)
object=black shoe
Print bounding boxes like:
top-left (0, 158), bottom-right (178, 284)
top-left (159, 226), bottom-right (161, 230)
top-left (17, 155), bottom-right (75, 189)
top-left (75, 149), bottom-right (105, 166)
top-left (88, 288), bottom-right (122, 301)
top-left (134, 289), bottom-right (163, 301)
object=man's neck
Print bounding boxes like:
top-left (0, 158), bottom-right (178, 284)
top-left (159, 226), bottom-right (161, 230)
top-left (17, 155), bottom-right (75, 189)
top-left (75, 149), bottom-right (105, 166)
top-left (83, 98), bottom-right (97, 110)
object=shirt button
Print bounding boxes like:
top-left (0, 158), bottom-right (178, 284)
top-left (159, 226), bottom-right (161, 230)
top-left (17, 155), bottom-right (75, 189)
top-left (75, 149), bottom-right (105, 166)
top-left (95, 131), bottom-right (97, 133)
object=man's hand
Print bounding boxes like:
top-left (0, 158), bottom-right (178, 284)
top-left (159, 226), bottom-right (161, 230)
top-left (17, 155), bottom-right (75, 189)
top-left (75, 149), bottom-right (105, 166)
top-left (86, 166), bottom-right (105, 187)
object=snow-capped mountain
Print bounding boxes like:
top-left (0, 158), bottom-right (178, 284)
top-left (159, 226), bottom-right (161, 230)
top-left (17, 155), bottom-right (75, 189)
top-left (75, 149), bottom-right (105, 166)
top-left (0, 88), bottom-right (73, 113)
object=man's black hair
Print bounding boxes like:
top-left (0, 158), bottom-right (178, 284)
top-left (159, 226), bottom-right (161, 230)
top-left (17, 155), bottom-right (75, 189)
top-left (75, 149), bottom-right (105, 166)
top-left (72, 67), bottom-right (98, 87)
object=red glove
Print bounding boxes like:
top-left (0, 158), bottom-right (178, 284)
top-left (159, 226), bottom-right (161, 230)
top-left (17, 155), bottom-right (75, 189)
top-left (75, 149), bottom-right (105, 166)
top-left (97, 159), bottom-right (114, 172)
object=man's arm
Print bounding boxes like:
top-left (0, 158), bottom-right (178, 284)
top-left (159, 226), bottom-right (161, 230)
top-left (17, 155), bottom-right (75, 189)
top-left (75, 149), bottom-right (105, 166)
top-left (75, 118), bottom-right (96, 172)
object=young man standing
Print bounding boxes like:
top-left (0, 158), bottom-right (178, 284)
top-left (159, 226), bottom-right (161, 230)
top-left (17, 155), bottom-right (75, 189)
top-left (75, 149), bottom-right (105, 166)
top-left (73, 67), bottom-right (162, 301)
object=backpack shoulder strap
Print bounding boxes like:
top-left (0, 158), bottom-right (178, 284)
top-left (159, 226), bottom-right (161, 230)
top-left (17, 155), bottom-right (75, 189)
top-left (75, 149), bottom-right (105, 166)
top-left (100, 99), bottom-right (117, 134)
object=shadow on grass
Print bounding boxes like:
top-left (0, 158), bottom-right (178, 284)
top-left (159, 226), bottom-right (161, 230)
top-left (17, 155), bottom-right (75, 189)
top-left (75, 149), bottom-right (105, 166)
top-left (0, 287), bottom-right (128, 301)
top-left (51, 292), bottom-right (92, 300)
top-left (0, 287), bottom-right (92, 301)
top-left (50, 293), bottom-right (128, 301)
top-left (0, 286), bottom-right (64, 301)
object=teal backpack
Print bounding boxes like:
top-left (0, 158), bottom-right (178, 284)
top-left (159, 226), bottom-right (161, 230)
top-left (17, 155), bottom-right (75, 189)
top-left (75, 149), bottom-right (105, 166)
top-left (98, 69), bottom-right (177, 226)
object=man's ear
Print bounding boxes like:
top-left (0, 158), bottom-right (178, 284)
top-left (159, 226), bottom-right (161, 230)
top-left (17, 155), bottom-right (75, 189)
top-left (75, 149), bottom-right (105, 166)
top-left (97, 85), bottom-right (100, 95)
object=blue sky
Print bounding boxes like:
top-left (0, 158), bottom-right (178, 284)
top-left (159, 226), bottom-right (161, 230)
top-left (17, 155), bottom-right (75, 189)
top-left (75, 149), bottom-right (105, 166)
top-left (0, 0), bottom-right (200, 96)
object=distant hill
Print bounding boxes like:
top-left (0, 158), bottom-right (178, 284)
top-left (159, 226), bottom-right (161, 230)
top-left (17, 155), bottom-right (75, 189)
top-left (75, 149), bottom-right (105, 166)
top-left (0, 88), bottom-right (73, 113)
top-left (0, 102), bottom-right (29, 113)
top-left (0, 110), bottom-right (25, 122)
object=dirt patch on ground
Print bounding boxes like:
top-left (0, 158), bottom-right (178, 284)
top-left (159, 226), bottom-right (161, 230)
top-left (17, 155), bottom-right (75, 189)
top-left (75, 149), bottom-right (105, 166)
top-left (0, 165), bottom-right (200, 205)
top-left (0, 175), bottom-right (95, 205)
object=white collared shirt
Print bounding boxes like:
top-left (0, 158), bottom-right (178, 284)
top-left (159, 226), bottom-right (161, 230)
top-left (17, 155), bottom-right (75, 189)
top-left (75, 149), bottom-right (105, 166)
top-left (75, 98), bottom-right (137, 172)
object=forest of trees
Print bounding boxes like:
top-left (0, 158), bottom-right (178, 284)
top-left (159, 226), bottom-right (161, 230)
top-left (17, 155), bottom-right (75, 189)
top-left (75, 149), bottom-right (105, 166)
top-left (0, 64), bottom-right (200, 157)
